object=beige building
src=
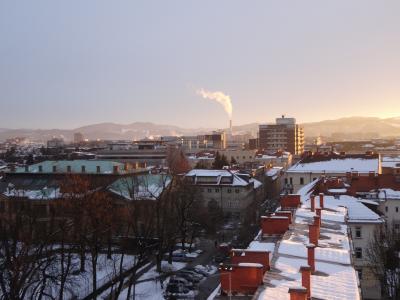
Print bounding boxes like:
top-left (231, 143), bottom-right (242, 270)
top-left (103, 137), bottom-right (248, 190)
top-left (185, 169), bottom-right (263, 218)
top-left (219, 149), bottom-right (257, 164)
top-left (346, 204), bottom-right (383, 299)
top-left (258, 116), bottom-right (304, 155)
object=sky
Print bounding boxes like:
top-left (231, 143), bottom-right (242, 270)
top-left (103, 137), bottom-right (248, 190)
top-left (1, 1), bottom-right (400, 129)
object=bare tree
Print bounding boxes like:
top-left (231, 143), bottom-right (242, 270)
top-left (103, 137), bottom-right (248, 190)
top-left (0, 199), bottom-right (58, 299)
top-left (366, 224), bottom-right (400, 299)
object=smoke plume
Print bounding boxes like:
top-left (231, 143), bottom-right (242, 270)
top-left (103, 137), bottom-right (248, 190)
top-left (196, 88), bottom-right (232, 118)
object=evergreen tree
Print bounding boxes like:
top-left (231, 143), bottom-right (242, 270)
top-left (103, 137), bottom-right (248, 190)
top-left (195, 160), bottom-right (209, 169)
top-left (212, 152), bottom-right (229, 169)
top-left (212, 152), bottom-right (222, 169)
top-left (221, 154), bottom-right (229, 167)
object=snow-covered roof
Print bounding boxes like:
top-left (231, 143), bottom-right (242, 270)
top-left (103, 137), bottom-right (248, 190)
top-left (250, 178), bottom-right (263, 189)
top-left (266, 167), bottom-right (283, 180)
top-left (378, 188), bottom-right (400, 200)
top-left (287, 157), bottom-right (379, 174)
top-left (327, 188), bottom-right (347, 193)
top-left (108, 174), bottom-right (171, 200)
top-left (185, 169), bottom-right (259, 187)
top-left (4, 186), bottom-right (60, 200)
top-left (255, 189), bottom-right (376, 299)
top-left (15, 160), bottom-right (131, 174)
top-left (381, 157), bottom-right (400, 168)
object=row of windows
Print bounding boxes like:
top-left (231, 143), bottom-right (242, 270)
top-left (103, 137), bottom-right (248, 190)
top-left (232, 156), bottom-right (253, 160)
top-left (204, 188), bottom-right (241, 194)
top-left (285, 177), bottom-right (317, 185)
top-left (385, 206), bottom-right (400, 213)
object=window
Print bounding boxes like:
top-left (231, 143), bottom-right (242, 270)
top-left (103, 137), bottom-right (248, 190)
top-left (396, 207), bottom-right (399, 213)
top-left (355, 227), bottom-right (362, 238)
top-left (235, 189), bottom-right (240, 194)
top-left (227, 189), bottom-right (232, 193)
top-left (81, 165), bottom-right (86, 173)
top-left (356, 269), bottom-right (363, 280)
top-left (284, 178), bottom-right (288, 185)
top-left (67, 165), bottom-right (71, 172)
top-left (215, 188), bottom-right (220, 193)
top-left (395, 224), bottom-right (400, 231)
top-left (385, 206), bottom-right (389, 213)
top-left (300, 177), bottom-right (304, 185)
top-left (52, 166), bottom-right (57, 173)
top-left (289, 177), bottom-right (293, 185)
top-left (355, 247), bottom-right (363, 259)
top-left (208, 189), bottom-right (212, 193)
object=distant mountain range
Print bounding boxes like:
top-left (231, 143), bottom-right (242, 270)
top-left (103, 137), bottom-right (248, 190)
top-left (1, 116), bottom-right (400, 142)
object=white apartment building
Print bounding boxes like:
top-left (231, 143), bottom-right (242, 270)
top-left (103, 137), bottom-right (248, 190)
top-left (285, 153), bottom-right (381, 193)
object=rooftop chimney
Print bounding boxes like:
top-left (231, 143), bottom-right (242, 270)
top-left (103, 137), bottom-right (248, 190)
top-left (319, 193), bottom-right (324, 209)
top-left (288, 287), bottom-right (308, 300)
top-left (261, 216), bottom-right (290, 235)
top-left (274, 210), bottom-right (293, 224)
top-left (300, 265), bottom-right (312, 299)
top-left (309, 224), bottom-right (319, 246)
top-left (316, 208), bottom-right (322, 226)
top-left (310, 195), bottom-right (315, 212)
top-left (307, 244), bottom-right (316, 273)
top-left (313, 215), bottom-right (321, 238)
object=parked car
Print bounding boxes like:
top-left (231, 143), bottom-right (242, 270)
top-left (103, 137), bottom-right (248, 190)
top-left (169, 276), bottom-right (195, 290)
top-left (186, 266), bottom-right (209, 277)
top-left (164, 284), bottom-right (195, 299)
top-left (176, 271), bottom-right (202, 283)
top-left (168, 252), bottom-right (194, 262)
top-left (180, 269), bottom-right (204, 280)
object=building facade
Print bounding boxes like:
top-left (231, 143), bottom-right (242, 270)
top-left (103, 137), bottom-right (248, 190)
top-left (184, 169), bottom-right (263, 218)
top-left (258, 116), bottom-right (304, 155)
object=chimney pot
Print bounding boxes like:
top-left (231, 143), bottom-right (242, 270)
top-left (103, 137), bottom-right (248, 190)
top-left (313, 215), bottom-right (320, 229)
top-left (316, 208), bottom-right (322, 225)
top-left (310, 195), bottom-right (315, 212)
top-left (309, 224), bottom-right (319, 247)
top-left (307, 244), bottom-right (316, 273)
top-left (319, 193), bottom-right (324, 209)
top-left (300, 265), bottom-right (312, 299)
top-left (288, 286), bottom-right (308, 300)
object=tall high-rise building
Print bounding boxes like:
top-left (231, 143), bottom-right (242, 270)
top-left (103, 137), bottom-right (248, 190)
top-left (258, 116), bottom-right (304, 155)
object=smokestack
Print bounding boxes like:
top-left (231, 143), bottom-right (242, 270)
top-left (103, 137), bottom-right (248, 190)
top-left (230, 119), bottom-right (233, 135)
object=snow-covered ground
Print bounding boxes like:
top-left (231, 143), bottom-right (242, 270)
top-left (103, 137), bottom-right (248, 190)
top-left (100, 260), bottom-right (188, 300)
